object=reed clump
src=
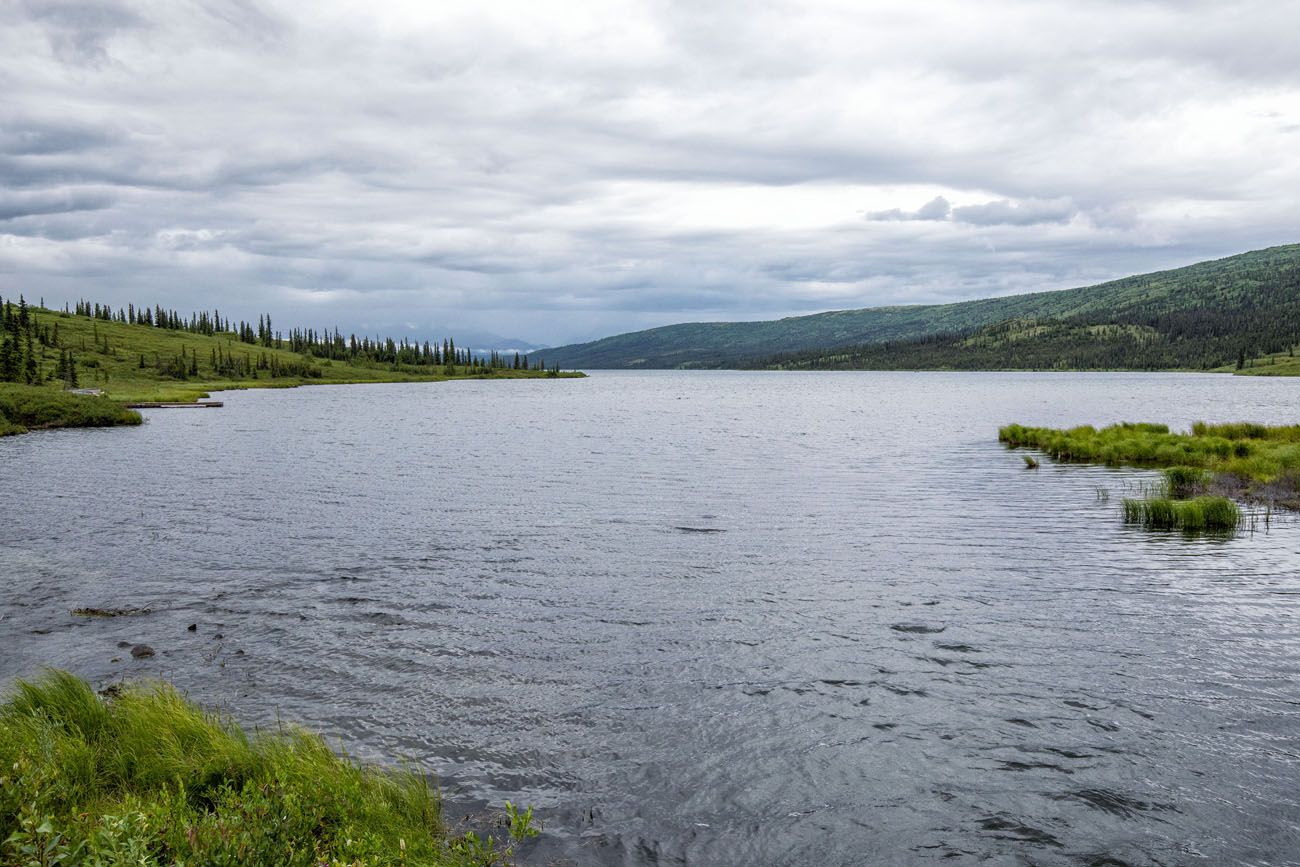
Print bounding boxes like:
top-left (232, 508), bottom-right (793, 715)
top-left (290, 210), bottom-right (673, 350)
top-left (0, 670), bottom-right (516, 866)
top-left (1121, 496), bottom-right (1241, 531)
top-left (1162, 465), bottom-right (1210, 497)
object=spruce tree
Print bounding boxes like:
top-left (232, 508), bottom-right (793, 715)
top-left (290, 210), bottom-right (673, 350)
top-left (23, 334), bottom-right (38, 384)
top-left (0, 336), bottom-right (17, 382)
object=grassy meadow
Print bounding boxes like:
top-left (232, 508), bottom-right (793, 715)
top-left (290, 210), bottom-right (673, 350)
top-left (0, 670), bottom-right (534, 866)
top-left (1220, 349), bottom-right (1300, 376)
top-left (22, 305), bottom-right (577, 405)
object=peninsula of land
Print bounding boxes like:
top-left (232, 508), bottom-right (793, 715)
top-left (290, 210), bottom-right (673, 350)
top-left (0, 296), bottom-right (581, 436)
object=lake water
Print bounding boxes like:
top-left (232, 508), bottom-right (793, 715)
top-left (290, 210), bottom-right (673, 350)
top-left (2, 371), bottom-right (1300, 865)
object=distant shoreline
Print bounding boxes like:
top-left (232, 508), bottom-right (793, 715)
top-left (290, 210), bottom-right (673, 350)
top-left (0, 373), bottom-right (585, 438)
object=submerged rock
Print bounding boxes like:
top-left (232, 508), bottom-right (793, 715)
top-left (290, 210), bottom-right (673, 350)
top-left (130, 644), bottom-right (155, 659)
top-left (72, 606), bottom-right (152, 618)
top-left (890, 622), bottom-right (947, 634)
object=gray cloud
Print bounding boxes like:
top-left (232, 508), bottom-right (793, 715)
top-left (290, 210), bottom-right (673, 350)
top-left (0, 0), bottom-right (1297, 344)
top-left (0, 190), bottom-right (113, 221)
top-left (22, 0), bottom-right (145, 66)
top-left (867, 195), bottom-right (1077, 227)
top-left (951, 198), bottom-right (1078, 226)
top-left (867, 196), bottom-right (952, 222)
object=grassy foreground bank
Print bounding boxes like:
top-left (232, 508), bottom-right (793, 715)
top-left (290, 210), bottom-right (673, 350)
top-left (0, 384), bottom-right (142, 437)
top-left (0, 671), bottom-right (529, 866)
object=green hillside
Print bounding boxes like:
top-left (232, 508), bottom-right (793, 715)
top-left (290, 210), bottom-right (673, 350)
top-left (539, 243), bottom-right (1300, 370)
top-left (755, 311), bottom-right (1300, 373)
top-left (0, 297), bottom-right (580, 430)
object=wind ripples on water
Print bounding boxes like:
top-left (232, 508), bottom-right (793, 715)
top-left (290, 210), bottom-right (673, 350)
top-left (2, 371), bottom-right (1299, 865)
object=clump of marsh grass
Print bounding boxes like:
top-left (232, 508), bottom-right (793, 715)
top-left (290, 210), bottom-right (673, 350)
top-left (1162, 465), bottom-right (1211, 498)
top-left (1121, 495), bottom-right (1240, 532)
top-left (0, 670), bottom-right (530, 865)
top-left (999, 420), bottom-right (1300, 508)
top-left (1022, 455), bottom-right (1040, 469)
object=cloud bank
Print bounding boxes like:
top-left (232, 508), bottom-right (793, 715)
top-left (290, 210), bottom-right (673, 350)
top-left (2, 0), bottom-right (1299, 343)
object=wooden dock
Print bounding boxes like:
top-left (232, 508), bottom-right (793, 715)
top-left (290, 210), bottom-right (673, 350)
top-left (126, 401), bottom-right (224, 409)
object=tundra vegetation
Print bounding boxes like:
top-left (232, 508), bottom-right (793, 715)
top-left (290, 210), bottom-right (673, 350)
top-left (0, 385), bottom-right (142, 437)
top-left (999, 420), bottom-right (1300, 530)
top-left (0, 293), bottom-right (580, 435)
top-left (0, 670), bottom-right (536, 866)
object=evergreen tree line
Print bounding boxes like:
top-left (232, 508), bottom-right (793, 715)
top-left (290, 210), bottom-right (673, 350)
top-left (132, 344), bottom-right (322, 382)
top-left (66, 296), bottom-right (541, 371)
top-left (0, 294), bottom-right (78, 387)
top-left (280, 326), bottom-right (540, 372)
top-left (1, 292), bottom-right (554, 386)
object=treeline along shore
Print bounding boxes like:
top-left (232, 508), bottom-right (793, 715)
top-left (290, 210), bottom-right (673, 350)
top-left (0, 293), bottom-right (582, 436)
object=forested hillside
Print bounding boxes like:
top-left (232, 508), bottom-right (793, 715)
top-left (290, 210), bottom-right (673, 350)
top-left (539, 244), bottom-right (1300, 370)
top-left (0, 295), bottom-right (576, 405)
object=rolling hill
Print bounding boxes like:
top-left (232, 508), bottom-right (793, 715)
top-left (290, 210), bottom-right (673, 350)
top-left (0, 297), bottom-right (579, 409)
top-left (537, 244), bottom-right (1300, 371)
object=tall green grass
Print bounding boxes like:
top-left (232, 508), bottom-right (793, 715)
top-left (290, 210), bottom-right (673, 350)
top-left (0, 384), bottom-right (141, 437)
top-left (0, 671), bottom-right (512, 865)
top-left (999, 421), bottom-right (1300, 490)
top-left (1162, 465), bottom-right (1210, 498)
top-left (1121, 496), bottom-right (1241, 531)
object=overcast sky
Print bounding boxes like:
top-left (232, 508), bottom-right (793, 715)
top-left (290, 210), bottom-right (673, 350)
top-left (2, 0), bottom-right (1299, 345)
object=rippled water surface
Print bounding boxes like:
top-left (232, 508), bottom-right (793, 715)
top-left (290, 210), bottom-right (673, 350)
top-left (3, 371), bottom-right (1300, 865)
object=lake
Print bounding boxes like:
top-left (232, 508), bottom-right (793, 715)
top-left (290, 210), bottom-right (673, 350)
top-left (2, 371), bottom-right (1299, 865)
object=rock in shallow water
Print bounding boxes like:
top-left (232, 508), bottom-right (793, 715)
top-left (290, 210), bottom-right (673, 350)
top-left (130, 644), bottom-right (155, 659)
top-left (72, 607), bottom-right (152, 617)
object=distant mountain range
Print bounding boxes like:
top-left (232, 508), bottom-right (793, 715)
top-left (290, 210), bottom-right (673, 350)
top-left (378, 327), bottom-right (546, 356)
top-left (535, 244), bottom-right (1300, 372)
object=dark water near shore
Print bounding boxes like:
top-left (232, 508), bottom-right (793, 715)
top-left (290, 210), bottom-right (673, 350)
top-left (3, 371), bottom-right (1300, 865)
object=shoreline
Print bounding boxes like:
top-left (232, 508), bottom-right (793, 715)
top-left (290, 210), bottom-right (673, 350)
top-left (0, 371), bottom-right (586, 438)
